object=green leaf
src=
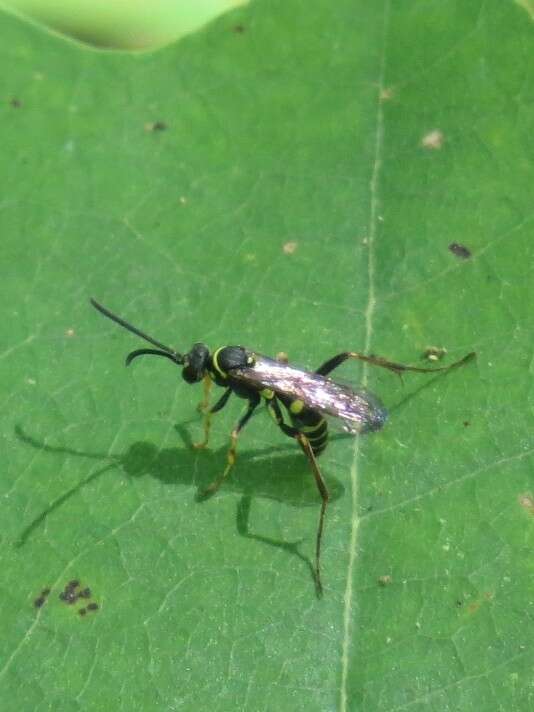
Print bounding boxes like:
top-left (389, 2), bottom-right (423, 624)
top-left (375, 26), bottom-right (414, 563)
top-left (2, 2), bottom-right (534, 710)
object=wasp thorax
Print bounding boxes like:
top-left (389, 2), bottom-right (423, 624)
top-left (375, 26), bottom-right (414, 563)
top-left (182, 343), bottom-right (210, 383)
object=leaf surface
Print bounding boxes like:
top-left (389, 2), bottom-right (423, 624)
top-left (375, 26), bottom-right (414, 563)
top-left (1, 2), bottom-right (534, 710)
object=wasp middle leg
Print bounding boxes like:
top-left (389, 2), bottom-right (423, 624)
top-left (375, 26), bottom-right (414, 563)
top-left (201, 392), bottom-right (260, 497)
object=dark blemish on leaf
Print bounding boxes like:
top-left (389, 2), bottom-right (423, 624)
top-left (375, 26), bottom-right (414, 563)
top-left (423, 346), bottom-right (447, 362)
top-left (144, 121), bottom-right (167, 132)
top-left (455, 599), bottom-right (463, 607)
top-left (378, 575), bottom-right (392, 587)
top-left (448, 242), bottom-right (472, 259)
top-left (233, 24), bottom-right (245, 33)
top-left (79, 587), bottom-right (91, 598)
top-left (10, 98), bottom-right (22, 108)
top-left (87, 602), bottom-right (99, 612)
top-left (59, 590), bottom-right (77, 604)
top-left (79, 608), bottom-right (87, 616)
top-left (41, 588), bottom-right (51, 597)
top-left (60, 579), bottom-right (81, 604)
top-left (519, 493), bottom-right (534, 515)
top-left (463, 420), bottom-right (470, 427)
top-left (34, 596), bottom-right (46, 608)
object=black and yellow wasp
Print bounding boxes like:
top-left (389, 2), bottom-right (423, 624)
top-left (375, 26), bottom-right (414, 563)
top-left (90, 298), bottom-right (474, 594)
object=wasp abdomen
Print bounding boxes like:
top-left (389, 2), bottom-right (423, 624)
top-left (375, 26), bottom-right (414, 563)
top-left (284, 397), bottom-right (328, 456)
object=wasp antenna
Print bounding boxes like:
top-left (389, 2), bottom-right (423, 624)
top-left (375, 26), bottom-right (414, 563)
top-left (90, 298), bottom-right (184, 362)
top-left (126, 348), bottom-right (183, 367)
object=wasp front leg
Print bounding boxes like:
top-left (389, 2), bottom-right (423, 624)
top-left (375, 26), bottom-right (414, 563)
top-left (193, 386), bottom-right (232, 450)
top-left (197, 374), bottom-right (213, 413)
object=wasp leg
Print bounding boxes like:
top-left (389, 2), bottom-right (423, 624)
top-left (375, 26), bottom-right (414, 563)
top-left (295, 433), bottom-right (328, 597)
top-left (267, 398), bottom-right (328, 596)
top-left (201, 393), bottom-right (260, 497)
top-left (193, 387), bottom-right (232, 450)
top-left (197, 374), bottom-right (213, 413)
top-left (315, 350), bottom-right (475, 378)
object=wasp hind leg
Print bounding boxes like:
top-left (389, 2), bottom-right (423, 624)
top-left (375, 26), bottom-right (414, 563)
top-left (200, 393), bottom-right (260, 498)
top-left (268, 398), bottom-right (329, 597)
top-left (315, 350), bottom-right (475, 378)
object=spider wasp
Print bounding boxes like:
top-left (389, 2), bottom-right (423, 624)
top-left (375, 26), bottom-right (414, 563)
top-left (90, 298), bottom-right (475, 595)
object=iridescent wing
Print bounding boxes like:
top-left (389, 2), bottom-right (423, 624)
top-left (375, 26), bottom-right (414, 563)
top-left (231, 353), bottom-right (387, 434)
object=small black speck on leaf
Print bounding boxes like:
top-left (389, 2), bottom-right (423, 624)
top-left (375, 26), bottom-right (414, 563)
top-left (144, 121), bottom-right (167, 132)
top-left (60, 590), bottom-right (77, 604)
top-left (87, 602), bottom-right (99, 612)
top-left (448, 242), bottom-right (472, 259)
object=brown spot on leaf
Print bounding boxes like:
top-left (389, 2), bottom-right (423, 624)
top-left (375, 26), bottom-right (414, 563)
top-left (519, 493), bottom-right (534, 515)
top-left (421, 129), bottom-right (444, 150)
top-left (468, 601), bottom-right (480, 614)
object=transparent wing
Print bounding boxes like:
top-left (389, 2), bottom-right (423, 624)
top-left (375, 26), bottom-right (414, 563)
top-left (231, 354), bottom-right (387, 434)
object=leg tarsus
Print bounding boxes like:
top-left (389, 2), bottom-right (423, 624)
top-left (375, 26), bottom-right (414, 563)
top-left (200, 428), bottom-right (238, 497)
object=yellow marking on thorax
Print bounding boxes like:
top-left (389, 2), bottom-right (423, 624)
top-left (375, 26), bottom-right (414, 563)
top-left (211, 347), bottom-right (227, 378)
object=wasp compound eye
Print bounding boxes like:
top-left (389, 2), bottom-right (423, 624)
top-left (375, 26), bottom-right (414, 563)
top-left (182, 365), bottom-right (201, 383)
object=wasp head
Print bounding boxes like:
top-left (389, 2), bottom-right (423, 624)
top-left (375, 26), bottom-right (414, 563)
top-left (182, 343), bottom-right (210, 383)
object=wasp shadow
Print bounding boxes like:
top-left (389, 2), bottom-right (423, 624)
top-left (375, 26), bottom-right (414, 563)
top-left (14, 422), bottom-right (345, 592)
